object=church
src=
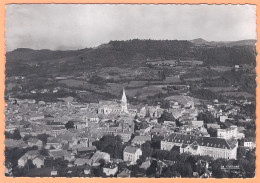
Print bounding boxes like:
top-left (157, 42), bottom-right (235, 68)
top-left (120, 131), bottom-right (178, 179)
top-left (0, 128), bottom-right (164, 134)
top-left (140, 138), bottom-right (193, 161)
top-left (97, 88), bottom-right (136, 115)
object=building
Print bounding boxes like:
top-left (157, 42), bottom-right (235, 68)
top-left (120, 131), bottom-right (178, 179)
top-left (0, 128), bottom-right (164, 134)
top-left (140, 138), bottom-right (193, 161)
top-left (206, 123), bottom-right (220, 129)
top-left (244, 139), bottom-right (256, 149)
top-left (117, 168), bottom-right (131, 178)
top-left (103, 163), bottom-right (118, 176)
top-left (27, 138), bottom-right (43, 148)
top-left (32, 156), bottom-right (45, 168)
top-left (18, 155), bottom-right (28, 167)
top-left (217, 125), bottom-right (238, 139)
top-left (90, 151), bottom-right (110, 165)
top-left (161, 133), bottom-right (238, 160)
top-left (131, 136), bottom-right (151, 146)
top-left (74, 158), bottom-right (92, 166)
top-left (123, 146), bottom-right (142, 164)
top-left (220, 115), bottom-right (228, 123)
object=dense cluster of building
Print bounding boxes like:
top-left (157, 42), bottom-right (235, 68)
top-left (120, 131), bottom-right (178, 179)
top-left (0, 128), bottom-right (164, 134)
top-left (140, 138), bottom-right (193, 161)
top-left (5, 88), bottom-right (255, 177)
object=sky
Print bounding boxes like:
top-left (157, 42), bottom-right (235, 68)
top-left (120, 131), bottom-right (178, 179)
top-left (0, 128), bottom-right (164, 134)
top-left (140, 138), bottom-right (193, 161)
top-left (5, 4), bottom-right (256, 51)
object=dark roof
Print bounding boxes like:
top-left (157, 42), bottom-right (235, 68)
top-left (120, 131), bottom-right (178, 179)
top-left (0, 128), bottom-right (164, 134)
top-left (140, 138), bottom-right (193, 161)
top-left (124, 146), bottom-right (140, 154)
top-left (77, 146), bottom-right (96, 152)
top-left (163, 133), bottom-right (237, 149)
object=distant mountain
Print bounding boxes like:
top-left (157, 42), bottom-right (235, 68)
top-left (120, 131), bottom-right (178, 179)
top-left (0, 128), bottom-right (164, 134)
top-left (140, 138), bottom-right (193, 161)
top-left (190, 38), bottom-right (209, 45)
top-left (5, 39), bottom-right (256, 77)
top-left (6, 47), bottom-right (92, 63)
top-left (190, 38), bottom-right (256, 47)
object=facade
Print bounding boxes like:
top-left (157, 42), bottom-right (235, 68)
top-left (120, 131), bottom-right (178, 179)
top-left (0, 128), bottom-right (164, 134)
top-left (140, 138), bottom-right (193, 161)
top-left (18, 155), bottom-right (28, 167)
top-left (32, 156), bottom-right (45, 168)
top-left (161, 133), bottom-right (238, 160)
top-left (244, 140), bottom-right (256, 149)
top-left (90, 151), bottom-right (110, 164)
top-left (217, 125), bottom-right (238, 139)
top-left (103, 163), bottom-right (118, 176)
top-left (123, 146), bottom-right (142, 164)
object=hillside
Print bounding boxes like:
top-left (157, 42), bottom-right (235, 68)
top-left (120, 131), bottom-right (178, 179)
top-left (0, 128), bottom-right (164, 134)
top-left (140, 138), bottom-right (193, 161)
top-left (5, 39), bottom-right (256, 77)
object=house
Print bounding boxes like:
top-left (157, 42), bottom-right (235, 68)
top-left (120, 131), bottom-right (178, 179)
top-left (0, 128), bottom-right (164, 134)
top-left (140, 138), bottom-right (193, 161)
top-left (18, 154), bottom-right (28, 167)
top-left (132, 136), bottom-right (151, 145)
top-left (18, 150), bottom-right (40, 167)
top-left (117, 168), bottom-right (131, 178)
top-left (90, 151), bottom-right (110, 165)
top-left (161, 133), bottom-right (238, 160)
top-left (217, 125), bottom-right (238, 139)
top-left (27, 138), bottom-right (43, 148)
top-left (244, 139), bottom-right (256, 149)
top-left (74, 146), bottom-right (96, 156)
top-left (206, 123), bottom-right (220, 129)
top-left (189, 120), bottom-right (204, 128)
top-left (140, 160), bottom-right (151, 170)
top-left (49, 150), bottom-right (73, 161)
top-left (74, 158), bottom-right (92, 166)
top-left (46, 137), bottom-right (62, 149)
top-left (51, 170), bottom-right (58, 176)
top-left (32, 155), bottom-right (45, 168)
top-left (5, 162), bottom-right (12, 176)
top-left (30, 114), bottom-right (45, 121)
top-left (74, 121), bottom-right (87, 130)
top-left (25, 150), bottom-right (39, 159)
top-left (220, 115), bottom-right (228, 122)
top-left (123, 146), bottom-right (142, 164)
top-left (103, 163), bottom-right (118, 176)
top-left (84, 165), bottom-right (92, 175)
top-left (51, 126), bottom-right (66, 137)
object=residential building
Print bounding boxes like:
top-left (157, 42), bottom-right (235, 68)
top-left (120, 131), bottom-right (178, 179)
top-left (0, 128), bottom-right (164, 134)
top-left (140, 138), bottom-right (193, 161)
top-left (132, 135), bottom-right (151, 146)
top-left (244, 139), bottom-right (256, 149)
top-left (123, 146), bottom-right (142, 164)
top-left (217, 125), bottom-right (238, 139)
top-left (32, 156), bottom-right (45, 168)
top-left (103, 163), bottom-right (118, 176)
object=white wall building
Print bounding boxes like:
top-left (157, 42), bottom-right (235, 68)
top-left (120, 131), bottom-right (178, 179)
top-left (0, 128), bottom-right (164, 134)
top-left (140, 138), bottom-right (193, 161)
top-left (123, 146), bottom-right (142, 164)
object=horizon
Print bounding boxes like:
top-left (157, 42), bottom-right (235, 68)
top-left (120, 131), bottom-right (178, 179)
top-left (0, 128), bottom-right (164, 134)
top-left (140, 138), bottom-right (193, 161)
top-left (6, 38), bottom-right (257, 52)
top-left (5, 4), bottom-right (256, 52)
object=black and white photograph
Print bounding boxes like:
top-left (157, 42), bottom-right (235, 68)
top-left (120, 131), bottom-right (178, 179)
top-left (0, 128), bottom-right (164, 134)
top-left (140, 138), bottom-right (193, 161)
top-left (4, 4), bottom-right (256, 178)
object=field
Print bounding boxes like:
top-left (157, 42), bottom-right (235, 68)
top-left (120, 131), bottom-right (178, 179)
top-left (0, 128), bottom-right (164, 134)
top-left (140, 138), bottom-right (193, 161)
top-left (207, 86), bottom-right (237, 92)
top-left (210, 66), bottom-right (233, 72)
top-left (127, 85), bottom-right (167, 99)
top-left (221, 92), bottom-right (254, 99)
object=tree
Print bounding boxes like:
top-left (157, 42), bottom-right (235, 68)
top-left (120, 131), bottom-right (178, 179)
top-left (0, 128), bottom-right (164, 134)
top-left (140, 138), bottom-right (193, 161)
top-left (146, 160), bottom-right (157, 177)
top-left (207, 127), bottom-right (217, 137)
top-left (93, 135), bottom-right (123, 159)
top-left (65, 121), bottom-right (74, 129)
top-left (197, 112), bottom-right (216, 124)
top-left (141, 141), bottom-right (153, 159)
top-left (37, 134), bottom-right (50, 145)
top-left (182, 162), bottom-right (193, 177)
top-left (5, 129), bottom-right (22, 140)
top-left (237, 147), bottom-right (247, 159)
top-left (151, 135), bottom-right (164, 149)
top-left (158, 111), bottom-right (175, 123)
top-left (39, 148), bottom-right (49, 156)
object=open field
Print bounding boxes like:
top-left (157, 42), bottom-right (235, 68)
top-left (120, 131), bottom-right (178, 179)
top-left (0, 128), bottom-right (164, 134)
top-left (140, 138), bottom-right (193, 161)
top-left (210, 66), bottom-right (233, 72)
top-left (207, 86), bottom-right (237, 92)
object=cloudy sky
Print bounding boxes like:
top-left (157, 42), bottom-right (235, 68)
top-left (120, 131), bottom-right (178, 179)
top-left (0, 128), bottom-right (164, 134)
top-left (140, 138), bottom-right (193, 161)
top-left (5, 4), bottom-right (256, 51)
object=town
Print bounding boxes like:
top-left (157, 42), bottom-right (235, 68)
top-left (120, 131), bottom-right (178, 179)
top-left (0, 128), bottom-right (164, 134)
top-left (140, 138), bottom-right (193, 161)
top-left (5, 75), bottom-right (255, 177)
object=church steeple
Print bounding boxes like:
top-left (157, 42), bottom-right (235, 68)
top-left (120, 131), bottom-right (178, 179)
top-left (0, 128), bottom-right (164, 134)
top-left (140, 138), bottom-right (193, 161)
top-left (121, 88), bottom-right (128, 113)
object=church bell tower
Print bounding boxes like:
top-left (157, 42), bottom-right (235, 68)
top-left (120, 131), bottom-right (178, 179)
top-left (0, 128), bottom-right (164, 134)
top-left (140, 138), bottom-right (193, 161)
top-left (121, 88), bottom-right (128, 113)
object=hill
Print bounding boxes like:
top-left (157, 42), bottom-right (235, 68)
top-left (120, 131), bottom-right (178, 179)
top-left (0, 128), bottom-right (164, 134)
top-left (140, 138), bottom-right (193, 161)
top-left (5, 39), bottom-right (256, 77)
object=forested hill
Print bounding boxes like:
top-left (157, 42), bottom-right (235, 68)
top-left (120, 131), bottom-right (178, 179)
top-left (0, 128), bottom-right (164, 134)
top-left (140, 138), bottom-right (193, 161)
top-left (5, 39), bottom-right (256, 76)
